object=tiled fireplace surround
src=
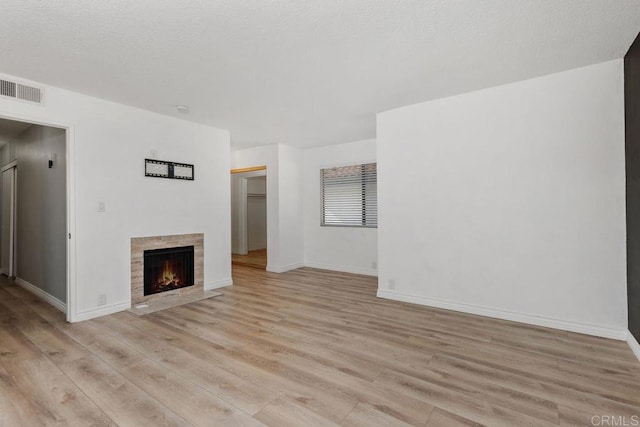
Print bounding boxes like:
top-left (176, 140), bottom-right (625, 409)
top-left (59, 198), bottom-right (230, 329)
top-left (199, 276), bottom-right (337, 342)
top-left (131, 233), bottom-right (204, 306)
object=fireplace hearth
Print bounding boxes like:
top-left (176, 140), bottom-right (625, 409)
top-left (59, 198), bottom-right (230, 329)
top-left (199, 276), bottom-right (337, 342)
top-left (131, 233), bottom-right (204, 306)
top-left (144, 245), bottom-right (194, 296)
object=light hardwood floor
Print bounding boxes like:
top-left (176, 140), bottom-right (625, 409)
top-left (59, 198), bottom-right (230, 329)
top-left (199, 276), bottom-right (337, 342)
top-left (232, 249), bottom-right (267, 270)
top-left (1, 266), bottom-right (639, 426)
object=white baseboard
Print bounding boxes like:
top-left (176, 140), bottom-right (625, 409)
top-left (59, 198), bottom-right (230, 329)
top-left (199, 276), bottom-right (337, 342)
top-left (15, 277), bottom-right (67, 314)
top-left (377, 289), bottom-right (627, 341)
top-left (267, 262), bottom-right (304, 273)
top-left (628, 331), bottom-right (640, 362)
top-left (304, 261), bottom-right (378, 277)
top-left (204, 278), bottom-right (233, 290)
top-left (74, 301), bottom-right (131, 322)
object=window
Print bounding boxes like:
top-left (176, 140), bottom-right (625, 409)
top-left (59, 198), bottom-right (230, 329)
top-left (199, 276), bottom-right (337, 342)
top-left (321, 163), bottom-right (377, 227)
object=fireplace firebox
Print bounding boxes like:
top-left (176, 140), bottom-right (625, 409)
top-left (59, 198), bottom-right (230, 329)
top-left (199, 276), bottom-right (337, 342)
top-left (143, 245), bottom-right (195, 296)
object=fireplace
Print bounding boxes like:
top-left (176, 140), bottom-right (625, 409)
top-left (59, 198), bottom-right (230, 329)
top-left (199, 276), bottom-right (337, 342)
top-left (143, 245), bottom-right (194, 296)
top-left (131, 233), bottom-right (203, 306)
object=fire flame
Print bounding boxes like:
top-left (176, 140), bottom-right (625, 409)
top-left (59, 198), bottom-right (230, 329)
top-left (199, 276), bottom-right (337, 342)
top-left (157, 260), bottom-right (181, 288)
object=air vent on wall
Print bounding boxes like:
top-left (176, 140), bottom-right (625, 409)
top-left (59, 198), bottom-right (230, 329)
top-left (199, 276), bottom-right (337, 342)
top-left (0, 78), bottom-right (43, 104)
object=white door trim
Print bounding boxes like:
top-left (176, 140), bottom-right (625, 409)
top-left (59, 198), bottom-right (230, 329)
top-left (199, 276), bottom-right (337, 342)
top-left (1, 160), bottom-right (17, 173)
top-left (0, 111), bottom-right (76, 322)
top-left (1, 165), bottom-right (17, 277)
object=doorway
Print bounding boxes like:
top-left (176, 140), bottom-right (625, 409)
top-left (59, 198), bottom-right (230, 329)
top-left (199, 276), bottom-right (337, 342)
top-left (0, 117), bottom-right (68, 314)
top-left (230, 166), bottom-right (267, 269)
top-left (0, 160), bottom-right (16, 276)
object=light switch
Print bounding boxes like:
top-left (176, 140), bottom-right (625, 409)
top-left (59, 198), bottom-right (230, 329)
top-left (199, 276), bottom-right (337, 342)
top-left (98, 201), bottom-right (106, 212)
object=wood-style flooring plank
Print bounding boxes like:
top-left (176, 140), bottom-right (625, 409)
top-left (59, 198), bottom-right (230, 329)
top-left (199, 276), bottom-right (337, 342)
top-left (426, 407), bottom-right (484, 427)
top-left (233, 248), bottom-right (267, 269)
top-left (340, 401), bottom-right (415, 427)
top-left (0, 357), bottom-right (113, 426)
top-left (119, 358), bottom-right (265, 427)
top-left (254, 396), bottom-right (342, 427)
top-left (1, 265), bottom-right (639, 426)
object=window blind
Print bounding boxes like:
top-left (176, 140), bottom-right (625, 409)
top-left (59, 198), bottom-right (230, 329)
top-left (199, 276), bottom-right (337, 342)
top-left (321, 163), bottom-right (377, 227)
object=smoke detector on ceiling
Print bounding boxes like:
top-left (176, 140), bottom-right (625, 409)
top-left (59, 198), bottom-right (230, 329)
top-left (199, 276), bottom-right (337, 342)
top-left (175, 105), bottom-right (189, 114)
top-left (0, 77), bottom-right (44, 104)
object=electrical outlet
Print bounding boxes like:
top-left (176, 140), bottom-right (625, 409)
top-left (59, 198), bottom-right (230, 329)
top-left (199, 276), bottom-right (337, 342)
top-left (97, 201), bottom-right (106, 213)
top-left (98, 294), bottom-right (107, 306)
top-left (388, 279), bottom-right (395, 290)
top-left (371, 261), bottom-right (377, 270)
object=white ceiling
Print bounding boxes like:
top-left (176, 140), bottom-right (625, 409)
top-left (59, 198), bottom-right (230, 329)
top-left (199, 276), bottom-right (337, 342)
top-left (0, 1), bottom-right (639, 149)
top-left (0, 118), bottom-right (32, 146)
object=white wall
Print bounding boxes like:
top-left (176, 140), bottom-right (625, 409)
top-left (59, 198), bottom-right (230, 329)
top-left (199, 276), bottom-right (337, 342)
top-left (0, 139), bottom-right (16, 165)
top-left (0, 73), bottom-right (231, 321)
top-left (0, 139), bottom-right (17, 270)
top-left (277, 144), bottom-right (304, 271)
top-left (303, 139), bottom-right (378, 275)
top-left (247, 177), bottom-right (267, 251)
top-left (232, 145), bottom-right (280, 268)
top-left (231, 171), bottom-right (266, 254)
top-left (231, 144), bottom-right (304, 272)
top-left (233, 140), bottom-right (378, 276)
top-left (247, 176), bottom-right (266, 194)
top-left (247, 196), bottom-right (267, 251)
top-left (230, 173), bottom-right (245, 255)
top-left (11, 125), bottom-right (67, 303)
top-left (377, 60), bottom-right (627, 339)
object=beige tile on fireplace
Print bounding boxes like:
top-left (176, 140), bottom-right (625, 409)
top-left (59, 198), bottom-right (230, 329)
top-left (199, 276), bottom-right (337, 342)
top-left (131, 233), bottom-right (204, 306)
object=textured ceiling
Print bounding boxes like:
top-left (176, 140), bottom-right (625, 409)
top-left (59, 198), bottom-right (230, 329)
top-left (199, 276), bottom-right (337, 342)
top-left (0, 117), bottom-right (32, 146)
top-left (1, 1), bottom-right (639, 149)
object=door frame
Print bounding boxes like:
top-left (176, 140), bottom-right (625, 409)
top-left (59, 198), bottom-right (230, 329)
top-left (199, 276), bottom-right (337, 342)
top-left (1, 160), bottom-right (17, 277)
top-left (0, 112), bottom-right (76, 322)
top-left (230, 166), bottom-right (268, 264)
top-left (245, 175), bottom-right (267, 253)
